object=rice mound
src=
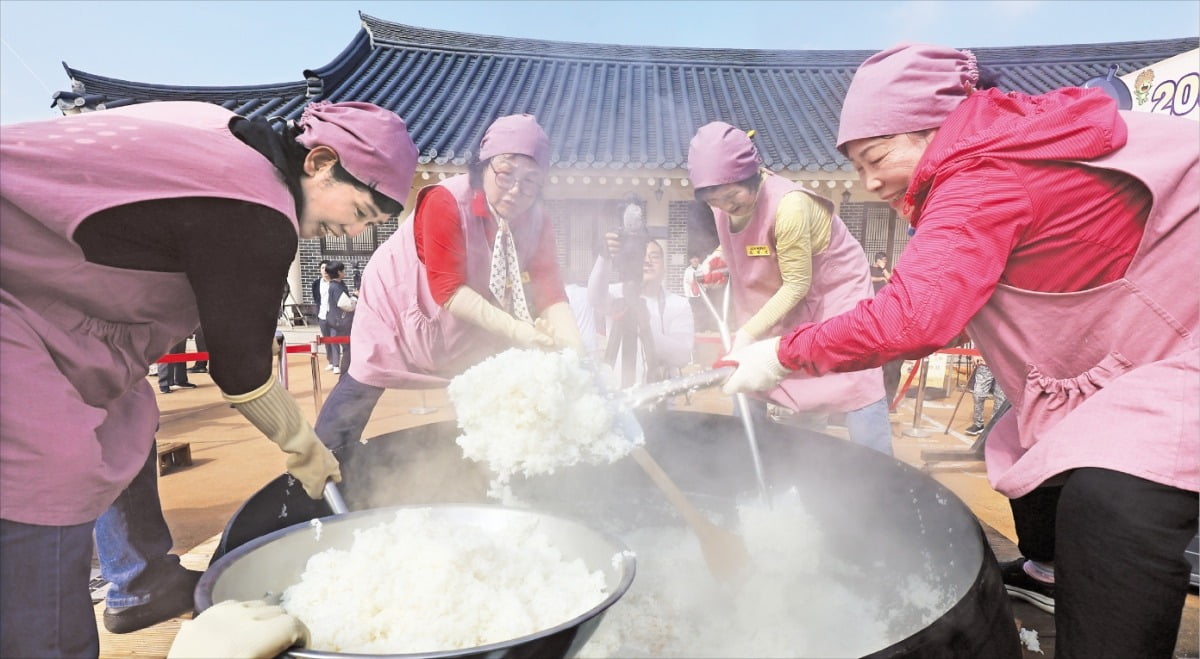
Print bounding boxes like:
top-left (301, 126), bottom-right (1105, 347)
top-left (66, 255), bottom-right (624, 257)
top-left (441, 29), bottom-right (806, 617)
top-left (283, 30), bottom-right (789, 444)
top-left (448, 349), bottom-right (639, 499)
top-left (282, 508), bottom-right (609, 653)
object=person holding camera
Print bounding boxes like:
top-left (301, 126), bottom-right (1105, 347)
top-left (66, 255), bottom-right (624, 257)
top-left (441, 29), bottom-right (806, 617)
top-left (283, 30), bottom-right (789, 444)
top-left (688, 121), bottom-right (892, 456)
top-left (314, 114), bottom-right (585, 452)
top-left (588, 214), bottom-right (694, 388)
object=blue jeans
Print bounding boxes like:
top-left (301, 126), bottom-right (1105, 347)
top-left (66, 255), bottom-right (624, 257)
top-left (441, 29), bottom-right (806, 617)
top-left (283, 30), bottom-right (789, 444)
top-left (314, 373), bottom-right (385, 452)
top-left (736, 396), bottom-right (893, 457)
top-left (0, 517), bottom-right (99, 658)
top-left (95, 444), bottom-right (184, 608)
top-left (845, 397), bottom-right (894, 457)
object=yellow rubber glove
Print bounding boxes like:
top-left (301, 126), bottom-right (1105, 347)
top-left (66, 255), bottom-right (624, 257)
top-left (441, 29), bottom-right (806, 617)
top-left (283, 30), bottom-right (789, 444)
top-left (225, 380), bottom-right (340, 499)
top-left (445, 286), bottom-right (555, 349)
top-left (721, 336), bottom-right (790, 395)
top-left (539, 301), bottom-right (586, 353)
top-left (168, 600), bottom-right (308, 659)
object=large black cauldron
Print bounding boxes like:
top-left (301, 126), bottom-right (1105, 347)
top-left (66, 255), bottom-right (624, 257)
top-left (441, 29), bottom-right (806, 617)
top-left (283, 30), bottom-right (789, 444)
top-left (213, 411), bottom-right (1019, 658)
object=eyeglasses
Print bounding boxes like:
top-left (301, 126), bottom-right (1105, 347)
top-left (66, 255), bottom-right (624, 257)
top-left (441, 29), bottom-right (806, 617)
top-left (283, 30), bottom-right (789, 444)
top-left (489, 161), bottom-right (544, 197)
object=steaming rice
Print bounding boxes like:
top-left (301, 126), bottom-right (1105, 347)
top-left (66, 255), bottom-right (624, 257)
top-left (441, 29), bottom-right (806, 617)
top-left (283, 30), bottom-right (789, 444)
top-left (281, 508), bottom-right (608, 654)
top-left (448, 349), bottom-right (639, 499)
top-left (579, 489), bottom-right (955, 658)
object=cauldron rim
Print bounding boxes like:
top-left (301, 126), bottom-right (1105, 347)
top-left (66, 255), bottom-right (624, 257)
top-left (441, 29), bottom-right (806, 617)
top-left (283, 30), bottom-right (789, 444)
top-left (198, 502), bottom-right (638, 659)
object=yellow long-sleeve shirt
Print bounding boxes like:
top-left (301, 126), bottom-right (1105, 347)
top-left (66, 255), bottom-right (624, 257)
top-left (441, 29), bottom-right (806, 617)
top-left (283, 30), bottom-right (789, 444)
top-left (711, 177), bottom-right (831, 339)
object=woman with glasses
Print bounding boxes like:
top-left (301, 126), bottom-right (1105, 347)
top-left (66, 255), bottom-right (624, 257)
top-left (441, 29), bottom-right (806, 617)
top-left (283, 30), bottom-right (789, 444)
top-left (315, 114), bottom-right (584, 452)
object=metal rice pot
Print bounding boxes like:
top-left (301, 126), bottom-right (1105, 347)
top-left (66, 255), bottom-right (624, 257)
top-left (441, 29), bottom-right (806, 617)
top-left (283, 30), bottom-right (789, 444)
top-left (199, 504), bottom-right (636, 659)
top-left (214, 412), bottom-right (1020, 658)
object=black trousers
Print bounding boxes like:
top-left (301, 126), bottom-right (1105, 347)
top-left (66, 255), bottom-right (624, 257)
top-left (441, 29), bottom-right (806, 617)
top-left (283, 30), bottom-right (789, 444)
top-left (1009, 468), bottom-right (1197, 659)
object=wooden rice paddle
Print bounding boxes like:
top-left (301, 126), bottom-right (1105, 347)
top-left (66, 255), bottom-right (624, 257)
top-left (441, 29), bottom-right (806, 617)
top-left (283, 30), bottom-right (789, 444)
top-left (604, 365), bottom-right (749, 580)
top-left (629, 446), bottom-right (749, 581)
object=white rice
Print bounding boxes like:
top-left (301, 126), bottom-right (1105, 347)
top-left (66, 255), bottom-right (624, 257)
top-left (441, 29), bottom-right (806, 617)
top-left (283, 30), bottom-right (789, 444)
top-left (448, 349), bottom-right (639, 500)
top-left (281, 508), bottom-right (608, 654)
top-left (579, 489), bottom-right (955, 658)
top-left (1019, 627), bottom-right (1044, 654)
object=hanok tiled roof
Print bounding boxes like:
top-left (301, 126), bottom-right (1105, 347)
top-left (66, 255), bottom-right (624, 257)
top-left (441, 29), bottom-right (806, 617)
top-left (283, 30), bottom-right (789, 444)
top-left (58, 13), bottom-right (1197, 173)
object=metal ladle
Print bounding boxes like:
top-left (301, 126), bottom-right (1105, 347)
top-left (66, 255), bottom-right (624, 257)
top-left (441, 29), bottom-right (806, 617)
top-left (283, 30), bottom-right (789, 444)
top-left (697, 276), bottom-right (771, 506)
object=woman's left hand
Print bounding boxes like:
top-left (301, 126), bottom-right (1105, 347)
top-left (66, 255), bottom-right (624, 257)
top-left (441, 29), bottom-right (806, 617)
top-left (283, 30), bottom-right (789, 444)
top-left (730, 329), bottom-right (755, 352)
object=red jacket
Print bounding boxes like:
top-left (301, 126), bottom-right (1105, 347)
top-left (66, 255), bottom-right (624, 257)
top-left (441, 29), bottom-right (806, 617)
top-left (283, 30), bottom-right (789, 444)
top-left (779, 88), bottom-right (1150, 374)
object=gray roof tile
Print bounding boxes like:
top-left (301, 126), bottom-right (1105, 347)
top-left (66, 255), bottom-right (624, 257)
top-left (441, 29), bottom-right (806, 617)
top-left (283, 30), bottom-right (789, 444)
top-left (59, 13), bottom-right (1197, 172)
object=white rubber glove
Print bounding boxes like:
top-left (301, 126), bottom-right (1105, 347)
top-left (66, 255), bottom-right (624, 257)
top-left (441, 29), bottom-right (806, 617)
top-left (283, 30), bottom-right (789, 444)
top-left (539, 301), bottom-right (586, 353)
top-left (721, 336), bottom-right (790, 395)
top-left (445, 286), bottom-right (555, 349)
top-left (168, 600), bottom-right (308, 659)
top-left (225, 380), bottom-right (341, 499)
top-left (730, 329), bottom-right (756, 353)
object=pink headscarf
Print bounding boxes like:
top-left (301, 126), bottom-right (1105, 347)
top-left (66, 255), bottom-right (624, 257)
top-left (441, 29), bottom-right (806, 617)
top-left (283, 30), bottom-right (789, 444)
top-left (687, 121), bottom-right (761, 189)
top-left (836, 43), bottom-right (979, 150)
top-left (295, 101), bottom-right (418, 205)
top-left (478, 114), bottom-right (551, 169)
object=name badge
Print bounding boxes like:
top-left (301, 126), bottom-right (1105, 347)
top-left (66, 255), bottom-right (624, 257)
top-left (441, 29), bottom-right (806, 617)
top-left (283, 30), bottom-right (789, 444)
top-left (746, 245), bottom-right (771, 256)
top-left (521, 271), bottom-right (531, 284)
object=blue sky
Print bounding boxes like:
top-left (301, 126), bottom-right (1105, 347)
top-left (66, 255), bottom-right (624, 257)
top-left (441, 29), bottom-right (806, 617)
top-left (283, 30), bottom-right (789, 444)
top-left (1, 0), bottom-right (1197, 124)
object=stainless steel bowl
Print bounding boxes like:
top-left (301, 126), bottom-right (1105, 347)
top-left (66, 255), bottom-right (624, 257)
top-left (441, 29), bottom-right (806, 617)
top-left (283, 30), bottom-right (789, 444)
top-left (198, 503), bottom-right (637, 659)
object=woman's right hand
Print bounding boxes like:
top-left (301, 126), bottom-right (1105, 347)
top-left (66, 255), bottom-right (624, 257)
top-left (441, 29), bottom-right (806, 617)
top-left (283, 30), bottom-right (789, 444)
top-left (517, 319), bottom-right (557, 350)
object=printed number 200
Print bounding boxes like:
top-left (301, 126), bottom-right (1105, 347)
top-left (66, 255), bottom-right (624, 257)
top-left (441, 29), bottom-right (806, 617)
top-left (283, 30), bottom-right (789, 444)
top-left (1149, 73), bottom-right (1199, 117)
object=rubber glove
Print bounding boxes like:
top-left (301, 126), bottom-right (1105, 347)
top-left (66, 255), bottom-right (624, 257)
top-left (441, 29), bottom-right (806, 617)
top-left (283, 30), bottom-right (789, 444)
top-left (720, 336), bottom-right (790, 395)
top-left (699, 254), bottom-right (729, 286)
top-left (730, 329), bottom-right (756, 353)
top-left (445, 286), bottom-right (555, 349)
top-left (168, 600), bottom-right (309, 659)
top-left (225, 380), bottom-right (341, 499)
top-left (539, 301), bottom-right (586, 353)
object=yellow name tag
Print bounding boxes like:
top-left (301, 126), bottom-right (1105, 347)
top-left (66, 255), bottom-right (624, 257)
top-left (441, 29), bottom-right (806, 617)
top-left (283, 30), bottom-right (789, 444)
top-left (521, 271), bottom-right (531, 284)
top-left (746, 245), bottom-right (771, 256)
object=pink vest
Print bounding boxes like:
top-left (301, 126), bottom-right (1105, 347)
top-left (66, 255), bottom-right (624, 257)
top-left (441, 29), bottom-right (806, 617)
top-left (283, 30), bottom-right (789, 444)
top-left (0, 102), bottom-right (298, 525)
top-left (715, 172), bottom-right (884, 412)
top-left (969, 111), bottom-right (1199, 498)
top-left (349, 175), bottom-right (546, 389)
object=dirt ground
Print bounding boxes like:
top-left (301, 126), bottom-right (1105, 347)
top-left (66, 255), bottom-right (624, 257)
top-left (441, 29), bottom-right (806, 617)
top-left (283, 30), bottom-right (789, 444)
top-left (100, 328), bottom-right (1198, 658)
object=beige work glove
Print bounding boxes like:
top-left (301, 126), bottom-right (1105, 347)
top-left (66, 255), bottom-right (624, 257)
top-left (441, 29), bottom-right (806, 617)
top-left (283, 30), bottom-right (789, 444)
top-left (445, 286), bottom-right (555, 349)
top-left (225, 379), bottom-right (341, 499)
top-left (538, 301), bottom-right (586, 353)
top-left (168, 600), bottom-right (308, 659)
top-left (720, 336), bottom-right (790, 395)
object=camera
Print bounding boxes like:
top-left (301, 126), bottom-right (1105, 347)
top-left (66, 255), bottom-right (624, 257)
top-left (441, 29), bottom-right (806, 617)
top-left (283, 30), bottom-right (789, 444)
top-left (615, 200), bottom-right (649, 290)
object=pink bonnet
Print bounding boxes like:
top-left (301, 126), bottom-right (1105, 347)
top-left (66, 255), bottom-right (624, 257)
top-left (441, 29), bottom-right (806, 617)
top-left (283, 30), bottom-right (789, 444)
top-left (836, 43), bottom-right (979, 150)
top-left (687, 121), bottom-right (762, 189)
top-left (295, 101), bottom-right (418, 205)
top-left (478, 114), bottom-right (551, 169)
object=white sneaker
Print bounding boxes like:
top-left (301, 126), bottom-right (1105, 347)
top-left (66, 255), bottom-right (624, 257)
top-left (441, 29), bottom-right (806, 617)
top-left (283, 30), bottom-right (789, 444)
top-left (332, 366), bottom-right (341, 374)
top-left (325, 364), bottom-right (335, 371)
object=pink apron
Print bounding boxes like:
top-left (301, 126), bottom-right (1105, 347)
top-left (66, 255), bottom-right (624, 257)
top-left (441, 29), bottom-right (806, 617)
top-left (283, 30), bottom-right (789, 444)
top-left (716, 172), bottom-right (884, 413)
top-left (0, 102), bottom-right (298, 525)
top-left (349, 175), bottom-right (545, 389)
top-left (968, 111), bottom-right (1199, 498)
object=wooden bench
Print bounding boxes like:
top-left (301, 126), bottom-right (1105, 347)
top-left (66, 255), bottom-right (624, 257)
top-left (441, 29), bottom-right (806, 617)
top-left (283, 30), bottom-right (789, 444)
top-left (157, 442), bottom-right (193, 475)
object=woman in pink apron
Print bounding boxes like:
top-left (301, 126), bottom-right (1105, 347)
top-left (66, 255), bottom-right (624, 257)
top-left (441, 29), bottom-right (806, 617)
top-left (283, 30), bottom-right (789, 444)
top-left (723, 43), bottom-right (1198, 658)
top-left (687, 122), bottom-right (892, 455)
top-left (0, 101), bottom-right (417, 657)
top-left (314, 114), bottom-right (584, 451)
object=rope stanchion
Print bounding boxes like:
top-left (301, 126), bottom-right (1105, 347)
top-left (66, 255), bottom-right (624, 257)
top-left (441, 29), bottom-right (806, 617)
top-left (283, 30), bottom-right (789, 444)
top-left (308, 335), bottom-right (351, 412)
top-left (901, 357), bottom-right (932, 438)
top-left (276, 334), bottom-right (288, 389)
